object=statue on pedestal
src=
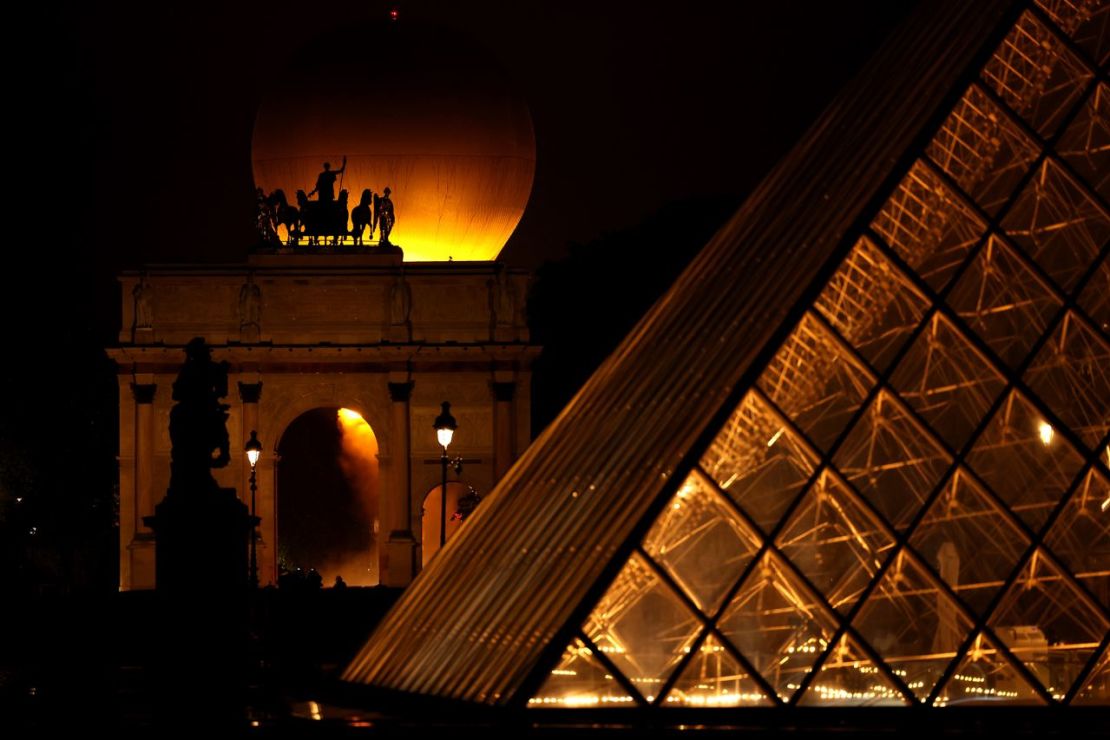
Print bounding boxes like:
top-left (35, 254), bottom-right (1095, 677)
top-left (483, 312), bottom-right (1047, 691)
top-left (168, 338), bottom-right (232, 495)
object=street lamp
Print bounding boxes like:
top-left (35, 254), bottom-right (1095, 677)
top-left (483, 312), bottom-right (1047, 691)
top-left (245, 430), bottom-right (263, 589)
top-left (433, 401), bottom-right (457, 548)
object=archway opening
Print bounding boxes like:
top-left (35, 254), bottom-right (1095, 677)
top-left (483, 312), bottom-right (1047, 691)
top-left (421, 482), bottom-right (470, 568)
top-left (277, 407), bottom-right (380, 586)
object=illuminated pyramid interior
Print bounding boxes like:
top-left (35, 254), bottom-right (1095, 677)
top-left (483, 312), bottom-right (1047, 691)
top-left (346, 0), bottom-right (1109, 708)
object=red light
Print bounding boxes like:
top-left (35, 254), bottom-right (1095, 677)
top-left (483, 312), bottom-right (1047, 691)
top-left (390, 7), bottom-right (399, 21)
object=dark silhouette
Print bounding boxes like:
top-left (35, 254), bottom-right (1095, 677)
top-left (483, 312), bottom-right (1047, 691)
top-left (374, 186), bottom-right (395, 246)
top-left (308, 156), bottom-right (346, 202)
top-left (306, 568), bottom-right (323, 590)
top-left (254, 187), bottom-right (279, 245)
top-left (332, 188), bottom-right (350, 244)
top-left (142, 338), bottom-right (254, 728)
top-left (266, 188), bottom-right (302, 242)
top-left (168, 338), bottom-right (231, 493)
top-left (333, 575), bottom-right (347, 589)
top-left (351, 188), bottom-right (374, 244)
top-left (296, 187), bottom-right (349, 246)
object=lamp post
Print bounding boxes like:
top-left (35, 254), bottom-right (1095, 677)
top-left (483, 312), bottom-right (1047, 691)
top-left (245, 430), bottom-right (263, 589)
top-left (433, 402), bottom-right (457, 548)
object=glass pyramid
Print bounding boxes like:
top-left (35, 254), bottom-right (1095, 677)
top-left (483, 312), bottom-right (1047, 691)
top-left (345, 1), bottom-right (1108, 708)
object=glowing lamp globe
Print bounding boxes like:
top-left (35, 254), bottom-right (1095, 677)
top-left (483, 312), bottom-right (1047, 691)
top-left (251, 24), bottom-right (535, 262)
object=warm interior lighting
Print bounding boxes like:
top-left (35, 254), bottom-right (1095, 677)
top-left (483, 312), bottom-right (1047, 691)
top-left (1037, 421), bottom-right (1054, 446)
top-left (339, 407), bottom-right (365, 424)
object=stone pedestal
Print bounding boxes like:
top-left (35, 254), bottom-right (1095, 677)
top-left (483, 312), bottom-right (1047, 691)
top-left (143, 485), bottom-right (256, 726)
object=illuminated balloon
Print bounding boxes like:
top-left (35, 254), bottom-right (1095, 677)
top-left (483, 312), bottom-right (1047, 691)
top-left (251, 23), bottom-right (535, 262)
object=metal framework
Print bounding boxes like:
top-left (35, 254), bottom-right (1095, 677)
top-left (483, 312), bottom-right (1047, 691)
top-left (345, 0), bottom-right (1109, 709)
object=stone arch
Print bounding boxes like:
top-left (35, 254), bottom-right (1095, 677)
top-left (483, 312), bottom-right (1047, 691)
top-left (274, 404), bottom-right (382, 586)
top-left (420, 480), bottom-right (473, 567)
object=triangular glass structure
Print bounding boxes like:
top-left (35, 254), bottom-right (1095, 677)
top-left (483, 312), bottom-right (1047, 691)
top-left (580, 552), bottom-right (704, 699)
top-left (796, 632), bottom-right (909, 707)
top-left (965, 390), bottom-right (1086, 530)
top-left (851, 550), bottom-right (976, 702)
top-left (907, 469), bottom-right (1031, 617)
top-left (934, 631), bottom-right (1046, 706)
top-left (776, 469), bottom-right (894, 615)
top-left (988, 548), bottom-right (1110, 700)
top-left (1056, 82), bottom-right (1109, 201)
top-left (699, 391), bottom-right (820, 535)
top-left (1071, 645), bottom-right (1110, 706)
top-left (716, 552), bottom-right (841, 703)
top-left (642, 471), bottom-right (762, 615)
top-left (663, 633), bottom-right (773, 707)
top-left (344, 1), bottom-right (1110, 709)
top-left (530, 637), bottom-right (636, 708)
top-left (1042, 468), bottom-right (1110, 610)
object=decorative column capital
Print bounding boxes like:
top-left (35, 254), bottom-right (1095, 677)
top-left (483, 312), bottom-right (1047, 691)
top-left (238, 381), bottom-right (264, 403)
top-left (131, 383), bottom-right (157, 405)
top-left (388, 381), bottom-right (414, 403)
top-left (491, 381), bottom-right (515, 403)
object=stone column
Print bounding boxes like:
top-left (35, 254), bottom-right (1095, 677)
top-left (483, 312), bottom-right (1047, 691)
top-left (118, 377), bottom-right (136, 590)
top-left (130, 380), bottom-right (158, 588)
top-left (132, 382), bottom-right (157, 529)
top-left (384, 378), bottom-right (416, 586)
top-left (491, 380), bottom-right (515, 482)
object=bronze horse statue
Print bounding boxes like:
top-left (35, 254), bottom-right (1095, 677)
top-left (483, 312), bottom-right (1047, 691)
top-left (265, 189), bottom-right (302, 243)
top-left (351, 189), bottom-right (374, 245)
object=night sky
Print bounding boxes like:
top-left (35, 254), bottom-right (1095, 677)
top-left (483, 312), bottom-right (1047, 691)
top-left (14, 0), bottom-right (916, 328)
top-left (4, 0), bottom-right (918, 589)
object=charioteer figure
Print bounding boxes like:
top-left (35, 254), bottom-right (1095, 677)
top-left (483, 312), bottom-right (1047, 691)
top-left (308, 156), bottom-right (347, 202)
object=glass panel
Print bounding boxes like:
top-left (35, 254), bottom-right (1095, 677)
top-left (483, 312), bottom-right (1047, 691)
top-left (663, 633), bottom-right (772, 707)
top-left (1078, 253), bottom-right (1109, 334)
top-left (934, 631), bottom-right (1046, 706)
top-left (758, 313), bottom-right (876, 452)
top-left (700, 391), bottom-right (820, 533)
top-left (1035, 0), bottom-right (1110, 66)
top-left (642, 471), bottom-right (762, 615)
top-left (890, 313), bottom-right (1008, 452)
top-left (1071, 645), bottom-right (1110, 705)
top-left (872, 161), bottom-right (987, 293)
top-left (716, 551), bottom-right (841, 702)
top-left (529, 637), bottom-right (636, 708)
top-left (966, 391), bottom-right (1087, 530)
top-left (1043, 468), bottom-right (1110, 611)
top-left (851, 549), bottom-right (975, 701)
top-left (833, 391), bottom-right (953, 531)
top-left (982, 11), bottom-right (1093, 138)
top-left (776, 470), bottom-right (895, 615)
top-left (927, 84), bottom-right (1041, 215)
top-left (815, 236), bottom-right (931, 374)
top-left (908, 469), bottom-right (1031, 617)
top-left (947, 234), bottom-right (1062, 368)
top-left (1024, 311), bottom-right (1110, 448)
top-left (582, 552), bottom-right (703, 693)
top-left (989, 548), bottom-right (1110, 701)
top-left (1002, 159), bottom-right (1110, 293)
top-left (1056, 83), bottom-right (1110, 201)
top-left (796, 632), bottom-right (908, 706)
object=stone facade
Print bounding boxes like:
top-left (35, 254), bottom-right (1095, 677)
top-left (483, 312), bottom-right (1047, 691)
top-left (108, 253), bottom-right (538, 590)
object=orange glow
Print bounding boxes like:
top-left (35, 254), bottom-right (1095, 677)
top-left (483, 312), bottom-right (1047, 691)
top-left (331, 408), bottom-right (380, 585)
top-left (338, 407), bottom-right (365, 424)
top-left (251, 26), bottom-right (535, 262)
